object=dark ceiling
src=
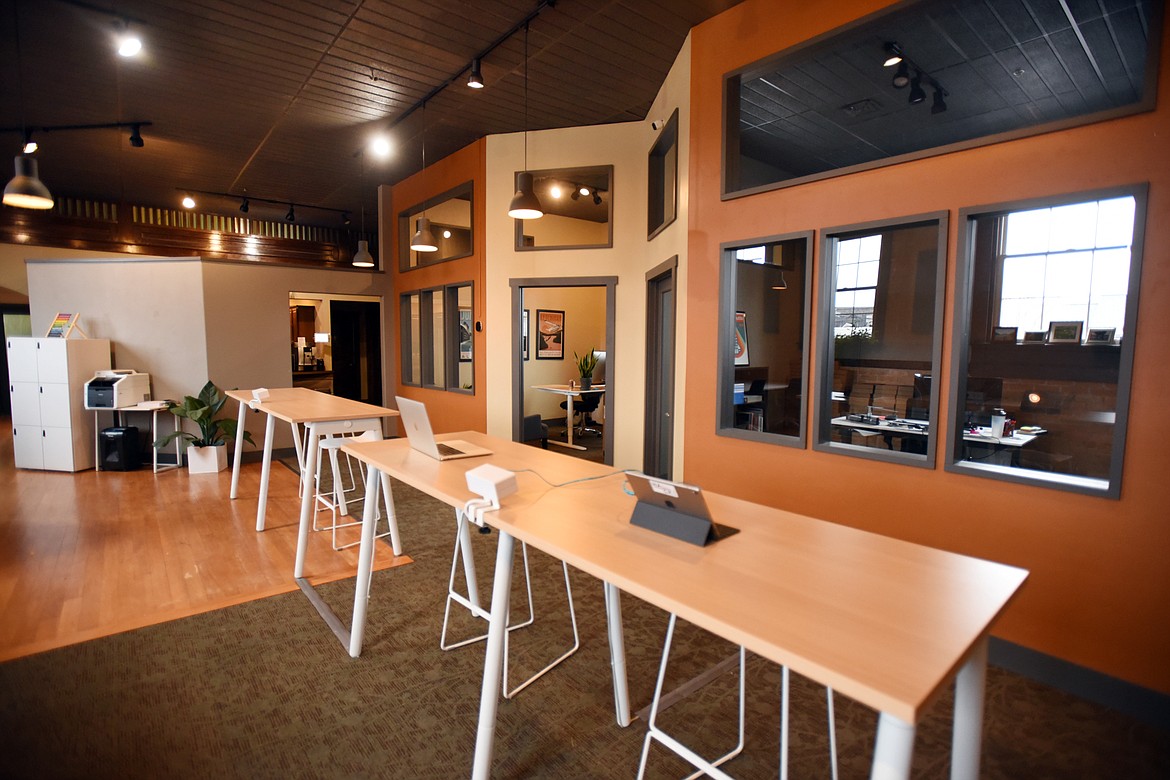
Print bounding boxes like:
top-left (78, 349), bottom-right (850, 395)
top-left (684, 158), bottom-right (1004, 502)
top-left (0, 0), bottom-right (743, 228)
top-left (734, 0), bottom-right (1157, 190)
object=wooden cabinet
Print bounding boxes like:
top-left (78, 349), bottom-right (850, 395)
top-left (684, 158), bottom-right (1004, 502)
top-left (7, 337), bottom-right (111, 471)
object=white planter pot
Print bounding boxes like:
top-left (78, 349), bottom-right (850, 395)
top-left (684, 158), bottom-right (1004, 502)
top-left (187, 444), bottom-right (227, 474)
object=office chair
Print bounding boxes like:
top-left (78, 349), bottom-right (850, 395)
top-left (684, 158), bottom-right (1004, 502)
top-left (521, 413), bottom-right (549, 449)
top-left (560, 392), bottom-right (603, 438)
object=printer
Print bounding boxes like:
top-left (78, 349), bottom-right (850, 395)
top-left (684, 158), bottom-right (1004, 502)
top-left (84, 370), bottom-right (152, 409)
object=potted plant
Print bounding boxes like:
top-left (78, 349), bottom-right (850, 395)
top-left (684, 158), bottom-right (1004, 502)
top-left (155, 381), bottom-right (253, 474)
top-left (574, 348), bottom-right (599, 390)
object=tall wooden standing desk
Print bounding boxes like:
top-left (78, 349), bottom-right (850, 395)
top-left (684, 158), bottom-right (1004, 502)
top-left (341, 431), bottom-right (1027, 779)
top-left (225, 388), bottom-right (401, 657)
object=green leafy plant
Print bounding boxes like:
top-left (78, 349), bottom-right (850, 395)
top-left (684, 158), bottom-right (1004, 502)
top-left (154, 381), bottom-right (254, 451)
top-left (574, 348), bottom-right (599, 378)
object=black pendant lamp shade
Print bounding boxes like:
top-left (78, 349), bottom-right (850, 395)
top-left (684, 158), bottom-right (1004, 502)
top-left (3, 155), bottom-right (53, 209)
top-left (508, 172), bottom-right (543, 219)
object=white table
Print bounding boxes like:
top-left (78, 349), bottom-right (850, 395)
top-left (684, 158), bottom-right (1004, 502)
top-left (530, 383), bottom-right (606, 450)
top-left (226, 388), bottom-right (401, 657)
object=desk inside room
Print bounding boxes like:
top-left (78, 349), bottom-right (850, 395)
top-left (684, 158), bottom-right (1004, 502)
top-left (831, 414), bottom-right (1041, 464)
top-left (341, 430), bottom-right (1028, 780)
top-left (530, 383), bottom-right (605, 450)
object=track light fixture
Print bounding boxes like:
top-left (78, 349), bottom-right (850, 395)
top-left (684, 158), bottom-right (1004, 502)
top-left (882, 42), bottom-right (947, 114)
top-left (342, 211), bottom-right (351, 225)
top-left (182, 194), bottom-right (195, 209)
top-left (1, 121), bottom-right (153, 150)
top-left (570, 188), bottom-right (580, 201)
top-left (467, 58), bottom-right (485, 89)
top-left (117, 24), bottom-right (142, 58)
top-left (908, 72), bottom-right (926, 104)
top-left (592, 191), bottom-right (602, 206)
top-left (891, 61), bottom-right (910, 89)
top-left (285, 204), bottom-right (295, 222)
top-left (177, 188), bottom-right (354, 221)
top-left (931, 86), bottom-right (948, 114)
top-left (128, 123), bottom-right (144, 147)
top-left (882, 42), bottom-right (903, 67)
top-left (239, 197), bottom-right (249, 213)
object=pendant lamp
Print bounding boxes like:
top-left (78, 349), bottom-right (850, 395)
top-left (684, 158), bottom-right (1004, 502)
top-left (507, 23), bottom-right (543, 220)
top-left (410, 217), bottom-right (438, 252)
top-left (3, 155), bottom-right (54, 210)
top-left (352, 239), bottom-right (375, 268)
top-left (410, 102), bottom-right (439, 252)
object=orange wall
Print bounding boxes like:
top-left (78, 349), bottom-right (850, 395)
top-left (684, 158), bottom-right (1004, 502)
top-left (687, 0), bottom-right (1170, 692)
top-left (387, 139), bottom-right (488, 434)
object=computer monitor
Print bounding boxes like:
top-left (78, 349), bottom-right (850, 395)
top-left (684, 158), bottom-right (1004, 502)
top-left (591, 350), bottom-right (606, 383)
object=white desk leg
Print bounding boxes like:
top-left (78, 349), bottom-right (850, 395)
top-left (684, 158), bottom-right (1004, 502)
top-left (471, 529), bottom-right (515, 780)
top-left (458, 513), bottom-right (481, 607)
top-left (230, 399), bottom-right (247, 497)
top-left (293, 421), bottom-right (320, 579)
top-left (254, 412), bottom-right (276, 532)
top-left (871, 712), bottom-right (915, 780)
top-left (951, 636), bottom-right (988, 780)
top-left (379, 470), bottom-right (402, 556)
top-left (348, 464), bottom-right (382, 657)
top-left (604, 581), bottom-right (632, 727)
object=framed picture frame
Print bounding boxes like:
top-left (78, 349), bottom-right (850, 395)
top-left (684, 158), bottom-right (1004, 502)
top-left (1046, 320), bottom-right (1083, 344)
top-left (991, 326), bottom-right (1018, 343)
top-left (1085, 327), bottom-right (1116, 345)
top-left (522, 309), bottom-right (530, 360)
top-left (536, 309), bottom-right (564, 359)
top-left (458, 308), bottom-right (473, 361)
top-left (733, 311), bottom-right (750, 366)
top-left (1023, 331), bottom-right (1046, 343)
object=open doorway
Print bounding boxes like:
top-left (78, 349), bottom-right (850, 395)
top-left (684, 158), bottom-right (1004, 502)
top-left (289, 292), bottom-right (383, 404)
top-left (510, 277), bottom-right (616, 464)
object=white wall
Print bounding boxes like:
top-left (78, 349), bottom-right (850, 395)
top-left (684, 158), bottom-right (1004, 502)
top-left (26, 257), bottom-right (210, 403)
top-left (23, 255), bottom-right (389, 452)
top-left (483, 34), bottom-right (692, 473)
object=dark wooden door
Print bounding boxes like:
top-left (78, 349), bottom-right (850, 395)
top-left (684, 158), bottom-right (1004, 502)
top-left (329, 301), bottom-right (382, 404)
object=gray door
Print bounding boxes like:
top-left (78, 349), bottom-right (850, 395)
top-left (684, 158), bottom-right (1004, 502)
top-left (644, 268), bottom-right (675, 477)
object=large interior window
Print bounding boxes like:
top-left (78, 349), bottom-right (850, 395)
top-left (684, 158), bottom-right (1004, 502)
top-left (717, 232), bottom-right (812, 445)
top-left (723, 0), bottom-right (1159, 197)
top-left (514, 166), bottom-right (613, 250)
top-left (398, 182), bottom-right (474, 270)
top-left (399, 282), bottom-right (474, 393)
top-left (948, 187), bottom-right (1145, 497)
top-left (647, 109), bottom-right (679, 240)
top-left (814, 214), bottom-right (947, 466)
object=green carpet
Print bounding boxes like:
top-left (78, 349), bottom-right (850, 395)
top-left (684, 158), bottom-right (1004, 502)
top-left (1, 480), bottom-right (1167, 779)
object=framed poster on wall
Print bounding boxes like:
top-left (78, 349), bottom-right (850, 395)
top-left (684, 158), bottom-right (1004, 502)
top-left (536, 309), bottom-right (564, 359)
top-left (733, 311), bottom-right (749, 365)
top-left (522, 309), bottom-right (530, 360)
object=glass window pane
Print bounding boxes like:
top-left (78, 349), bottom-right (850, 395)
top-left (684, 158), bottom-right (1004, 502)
top-left (954, 190), bottom-right (1143, 497)
top-left (720, 234), bottom-right (810, 443)
top-left (818, 218), bottom-right (943, 466)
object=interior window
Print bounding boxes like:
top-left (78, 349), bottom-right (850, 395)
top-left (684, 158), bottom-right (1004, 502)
top-left (814, 215), bottom-right (947, 466)
top-left (514, 166), bottom-right (613, 250)
top-left (398, 182), bottom-right (474, 270)
top-left (948, 188), bottom-right (1145, 497)
top-left (723, 0), bottom-right (1159, 197)
top-left (717, 232), bottom-right (812, 445)
top-left (399, 282), bottom-right (474, 393)
top-left (648, 109), bottom-right (679, 239)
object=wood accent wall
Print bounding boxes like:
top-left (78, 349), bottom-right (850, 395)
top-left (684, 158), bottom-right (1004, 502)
top-left (0, 197), bottom-right (375, 270)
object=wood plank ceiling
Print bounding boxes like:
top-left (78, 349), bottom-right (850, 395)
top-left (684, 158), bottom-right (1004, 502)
top-left (0, 0), bottom-right (744, 227)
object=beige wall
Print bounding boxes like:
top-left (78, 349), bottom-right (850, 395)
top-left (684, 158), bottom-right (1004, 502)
top-left (1, 243), bottom-right (141, 298)
top-left (483, 35), bottom-right (693, 473)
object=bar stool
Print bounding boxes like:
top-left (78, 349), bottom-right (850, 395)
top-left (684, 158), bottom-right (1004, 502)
top-left (440, 506), bottom-right (579, 699)
top-left (315, 433), bottom-right (400, 553)
top-left (637, 613), bottom-right (838, 779)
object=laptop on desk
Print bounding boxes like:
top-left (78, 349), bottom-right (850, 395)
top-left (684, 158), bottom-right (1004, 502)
top-left (395, 396), bottom-right (492, 461)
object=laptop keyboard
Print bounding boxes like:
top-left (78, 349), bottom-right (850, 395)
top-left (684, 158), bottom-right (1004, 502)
top-left (436, 442), bottom-right (462, 457)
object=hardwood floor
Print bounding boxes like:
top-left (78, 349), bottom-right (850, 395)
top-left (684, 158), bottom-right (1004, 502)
top-left (0, 419), bottom-right (409, 662)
